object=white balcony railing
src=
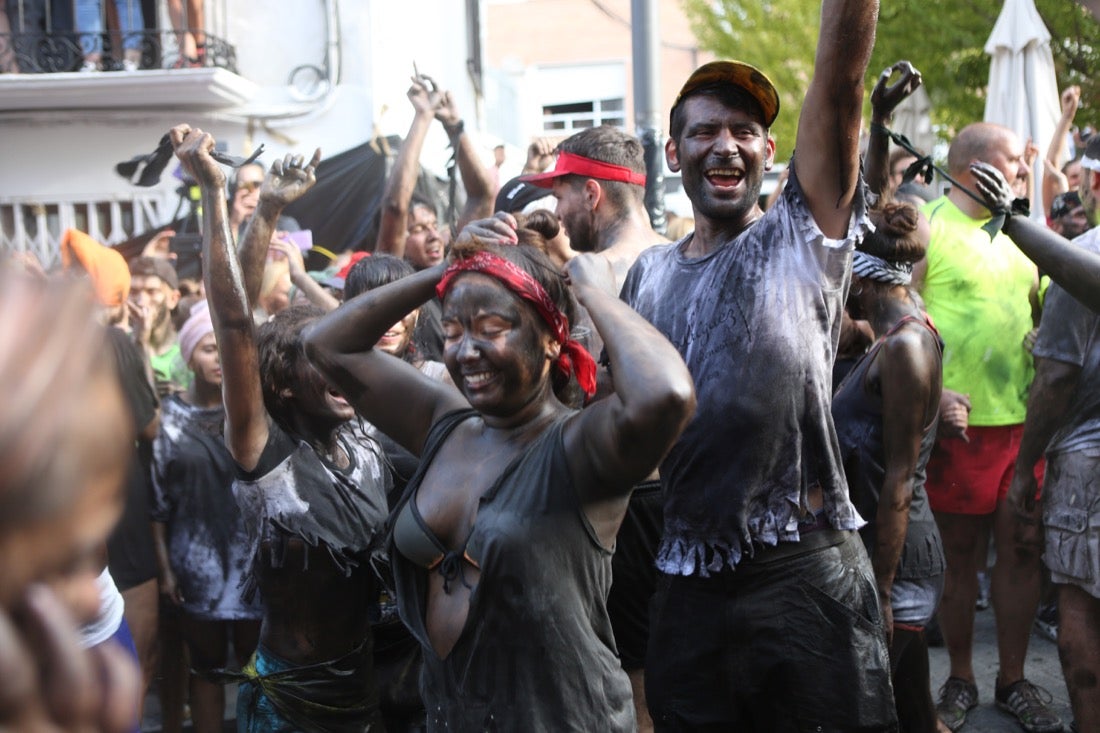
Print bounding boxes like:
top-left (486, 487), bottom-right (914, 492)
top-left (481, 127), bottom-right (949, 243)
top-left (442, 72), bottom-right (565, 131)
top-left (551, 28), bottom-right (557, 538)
top-left (1, 193), bottom-right (176, 267)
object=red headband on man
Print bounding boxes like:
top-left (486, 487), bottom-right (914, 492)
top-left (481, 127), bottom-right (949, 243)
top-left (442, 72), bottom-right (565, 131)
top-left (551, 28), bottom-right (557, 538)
top-left (436, 251), bottom-right (598, 397)
top-left (519, 151), bottom-right (647, 189)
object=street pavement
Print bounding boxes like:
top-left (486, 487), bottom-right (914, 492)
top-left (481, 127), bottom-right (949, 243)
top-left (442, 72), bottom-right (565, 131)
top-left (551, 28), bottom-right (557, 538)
top-left (928, 605), bottom-right (1074, 733)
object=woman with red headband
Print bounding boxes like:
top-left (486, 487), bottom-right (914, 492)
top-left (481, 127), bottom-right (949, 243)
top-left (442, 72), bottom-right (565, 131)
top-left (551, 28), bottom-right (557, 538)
top-left (305, 213), bottom-right (695, 730)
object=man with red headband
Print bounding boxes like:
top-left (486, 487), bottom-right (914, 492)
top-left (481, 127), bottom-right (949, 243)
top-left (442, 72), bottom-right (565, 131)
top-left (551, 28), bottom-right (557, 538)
top-left (619, 1), bottom-right (893, 730)
top-left (523, 124), bottom-right (669, 731)
top-left (521, 125), bottom-right (668, 294)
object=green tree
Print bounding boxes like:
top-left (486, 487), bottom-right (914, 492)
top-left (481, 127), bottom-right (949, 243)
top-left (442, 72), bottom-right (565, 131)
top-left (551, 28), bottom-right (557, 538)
top-left (682, 0), bottom-right (1100, 159)
top-left (682, 0), bottom-right (820, 161)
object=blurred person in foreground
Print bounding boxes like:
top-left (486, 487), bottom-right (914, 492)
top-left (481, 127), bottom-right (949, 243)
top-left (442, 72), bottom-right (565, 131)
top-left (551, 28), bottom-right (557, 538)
top-left (0, 266), bottom-right (141, 731)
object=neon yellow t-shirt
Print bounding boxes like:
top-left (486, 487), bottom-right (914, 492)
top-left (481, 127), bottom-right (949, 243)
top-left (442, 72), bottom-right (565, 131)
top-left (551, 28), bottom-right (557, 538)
top-left (920, 196), bottom-right (1037, 426)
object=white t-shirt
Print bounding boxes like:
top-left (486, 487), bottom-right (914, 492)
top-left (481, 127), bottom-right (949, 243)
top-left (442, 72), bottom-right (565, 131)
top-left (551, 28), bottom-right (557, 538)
top-left (80, 567), bottom-right (126, 648)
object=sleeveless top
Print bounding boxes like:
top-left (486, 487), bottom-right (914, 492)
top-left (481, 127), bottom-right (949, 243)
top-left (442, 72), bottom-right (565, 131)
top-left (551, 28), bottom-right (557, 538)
top-left (233, 421), bottom-right (391, 602)
top-left (832, 315), bottom-right (946, 580)
top-left (390, 409), bottom-right (634, 732)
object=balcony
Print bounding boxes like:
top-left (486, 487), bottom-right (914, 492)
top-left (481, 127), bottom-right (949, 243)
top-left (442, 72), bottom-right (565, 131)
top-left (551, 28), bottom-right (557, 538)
top-left (0, 1), bottom-right (256, 110)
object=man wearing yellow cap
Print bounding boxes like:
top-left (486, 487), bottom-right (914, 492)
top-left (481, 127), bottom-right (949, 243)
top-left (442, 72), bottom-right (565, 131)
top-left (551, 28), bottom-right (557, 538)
top-left (619, 1), bottom-right (894, 730)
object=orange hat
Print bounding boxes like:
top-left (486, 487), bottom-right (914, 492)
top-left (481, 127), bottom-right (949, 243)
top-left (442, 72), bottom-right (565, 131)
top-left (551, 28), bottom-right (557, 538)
top-left (60, 228), bottom-right (131, 307)
top-left (671, 60), bottom-right (780, 129)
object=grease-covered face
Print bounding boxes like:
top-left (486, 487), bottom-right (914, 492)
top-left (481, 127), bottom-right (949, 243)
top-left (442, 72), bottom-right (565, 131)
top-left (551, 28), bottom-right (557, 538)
top-left (406, 205), bottom-right (446, 270)
top-left (290, 361), bottom-right (356, 425)
top-left (129, 274), bottom-right (179, 331)
top-left (441, 273), bottom-right (557, 423)
top-left (667, 95), bottom-right (775, 227)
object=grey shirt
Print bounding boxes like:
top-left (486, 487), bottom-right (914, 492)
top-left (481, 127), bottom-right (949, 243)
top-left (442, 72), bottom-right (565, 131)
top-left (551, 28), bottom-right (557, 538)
top-left (152, 395), bottom-right (261, 620)
top-left (1032, 226), bottom-right (1100, 456)
top-left (620, 166), bottom-right (869, 576)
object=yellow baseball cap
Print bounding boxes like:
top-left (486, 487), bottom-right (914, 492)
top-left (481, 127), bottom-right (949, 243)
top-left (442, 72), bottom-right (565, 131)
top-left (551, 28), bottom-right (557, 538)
top-left (671, 60), bottom-right (780, 129)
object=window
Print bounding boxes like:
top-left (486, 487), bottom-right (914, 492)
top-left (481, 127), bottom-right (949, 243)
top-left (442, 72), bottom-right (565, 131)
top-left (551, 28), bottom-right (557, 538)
top-left (542, 97), bottom-right (625, 132)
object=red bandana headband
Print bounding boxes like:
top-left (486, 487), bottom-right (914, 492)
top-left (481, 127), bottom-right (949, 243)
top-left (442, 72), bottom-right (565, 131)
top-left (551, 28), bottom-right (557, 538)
top-left (520, 151), bottom-right (647, 189)
top-left (435, 251), bottom-right (598, 397)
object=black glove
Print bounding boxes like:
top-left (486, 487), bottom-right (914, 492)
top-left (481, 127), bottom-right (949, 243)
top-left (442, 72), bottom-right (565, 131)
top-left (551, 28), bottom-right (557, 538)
top-left (969, 161), bottom-right (1029, 238)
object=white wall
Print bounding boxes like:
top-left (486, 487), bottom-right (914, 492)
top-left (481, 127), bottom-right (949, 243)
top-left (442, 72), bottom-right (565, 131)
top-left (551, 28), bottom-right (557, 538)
top-left (0, 0), bottom-right (485, 240)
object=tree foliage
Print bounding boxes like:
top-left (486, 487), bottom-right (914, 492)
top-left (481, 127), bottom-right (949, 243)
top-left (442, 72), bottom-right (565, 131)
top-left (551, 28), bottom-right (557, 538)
top-left (682, 0), bottom-right (1100, 160)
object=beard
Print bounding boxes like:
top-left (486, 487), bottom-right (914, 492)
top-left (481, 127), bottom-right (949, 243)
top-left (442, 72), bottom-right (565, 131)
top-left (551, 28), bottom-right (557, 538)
top-left (562, 211), bottom-right (597, 252)
top-left (680, 162), bottom-right (764, 224)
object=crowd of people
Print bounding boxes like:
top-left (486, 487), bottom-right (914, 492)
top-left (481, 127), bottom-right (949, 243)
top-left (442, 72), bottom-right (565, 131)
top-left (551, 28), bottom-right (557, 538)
top-left (3, 0), bottom-right (1100, 731)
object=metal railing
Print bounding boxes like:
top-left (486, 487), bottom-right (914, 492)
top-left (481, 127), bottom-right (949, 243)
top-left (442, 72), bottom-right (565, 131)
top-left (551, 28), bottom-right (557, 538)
top-left (1, 194), bottom-right (175, 267)
top-left (0, 28), bottom-right (236, 73)
top-left (1, 0), bottom-right (235, 74)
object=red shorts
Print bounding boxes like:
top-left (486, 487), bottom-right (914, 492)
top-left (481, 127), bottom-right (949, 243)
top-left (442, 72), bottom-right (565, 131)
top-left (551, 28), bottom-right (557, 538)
top-left (925, 424), bottom-right (1043, 515)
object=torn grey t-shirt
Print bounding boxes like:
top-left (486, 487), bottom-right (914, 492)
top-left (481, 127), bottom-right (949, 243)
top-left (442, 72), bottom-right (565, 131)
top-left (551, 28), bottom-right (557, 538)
top-left (620, 165), bottom-right (869, 576)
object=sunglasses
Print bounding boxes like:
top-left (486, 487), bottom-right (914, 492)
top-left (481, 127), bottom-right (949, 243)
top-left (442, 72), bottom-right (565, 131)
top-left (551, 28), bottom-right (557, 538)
top-left (236, 180), bottom-right (263, 194)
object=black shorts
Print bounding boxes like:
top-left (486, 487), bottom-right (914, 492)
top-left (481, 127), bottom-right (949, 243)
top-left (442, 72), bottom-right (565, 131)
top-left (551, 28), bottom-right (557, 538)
top-left (607, 481), bottom-right (663, 671)
top-left (645, 530), bottom-right (897, 732)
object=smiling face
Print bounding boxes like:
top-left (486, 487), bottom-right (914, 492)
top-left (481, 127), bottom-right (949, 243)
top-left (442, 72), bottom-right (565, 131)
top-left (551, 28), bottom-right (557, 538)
top-left (441, 273), bottom-right (557, 424)
top-left (667, 94), bottom-right (775, 229)
top-left (285, 355), bottom-right (356, 427)
top-left (405, 204), bottom-right (446, 270)
top-left (259, 306), bottom-right (355, 433)
top-left (376, 309), bottom-right (418, 357)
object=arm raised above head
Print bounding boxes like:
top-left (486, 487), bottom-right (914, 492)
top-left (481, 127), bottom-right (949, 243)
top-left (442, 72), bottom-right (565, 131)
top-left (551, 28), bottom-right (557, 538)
top-left (170, 124), bottom-right (268, 471)
top-left (376, 77), bottom-right (440, 257)
top-left (865, 61), bottom-right (922, 199)
top-left (304, 263), bottom-right (467, 458)
top-left (796, 0), bottom-right (879, 238)
top-left (238, 150), bottom-right (322, 307)
top-left (435, 90), bottom-right (494, 230)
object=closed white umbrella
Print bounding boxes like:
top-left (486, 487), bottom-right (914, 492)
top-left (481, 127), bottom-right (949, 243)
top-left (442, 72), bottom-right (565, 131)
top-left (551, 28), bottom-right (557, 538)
top-left (983, 0), bottom-right (1061, 218)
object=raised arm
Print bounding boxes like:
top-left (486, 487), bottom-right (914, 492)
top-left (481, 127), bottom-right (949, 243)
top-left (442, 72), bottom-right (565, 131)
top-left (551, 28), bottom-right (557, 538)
top-left (269, 238), bottom-right (340, 313)
top-left (973, 160), bottom-right (1100, 312)
top-left (303, 266), bottom-right (468, 457)
top-left (562, 253), bottom-right (696, 502)
top-left (1043, 86), bottom-right (1080, 214)
top-left (795, 0), bottom-right (879, 237)
top-left (375, 77), bottom-right (439, 256)
top-left (170, 125), bottom-right (267, 470)
top-left (238, 150), bottom-right (322, 306)
top-left (435, 90), bottom-right (494, 230)
top-left (865, 61), bottom-right (922, 198)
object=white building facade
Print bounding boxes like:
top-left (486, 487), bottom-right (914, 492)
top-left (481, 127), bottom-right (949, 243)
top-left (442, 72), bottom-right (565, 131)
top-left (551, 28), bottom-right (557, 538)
top-left (0, 0), bottom-right (487, 264)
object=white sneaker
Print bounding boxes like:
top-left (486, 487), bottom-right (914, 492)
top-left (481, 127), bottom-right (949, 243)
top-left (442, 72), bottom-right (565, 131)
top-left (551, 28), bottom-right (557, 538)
top-left (79, 60), bottom-right (100, 72)
top-left (122, 58), bottom-right (139, 72)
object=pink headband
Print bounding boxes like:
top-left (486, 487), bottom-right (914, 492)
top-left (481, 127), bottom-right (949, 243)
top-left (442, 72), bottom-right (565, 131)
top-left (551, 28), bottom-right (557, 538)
top-left (436, 251), bottom-right (597, 397)
top-left (179, 300), bottom-right (214, 365)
